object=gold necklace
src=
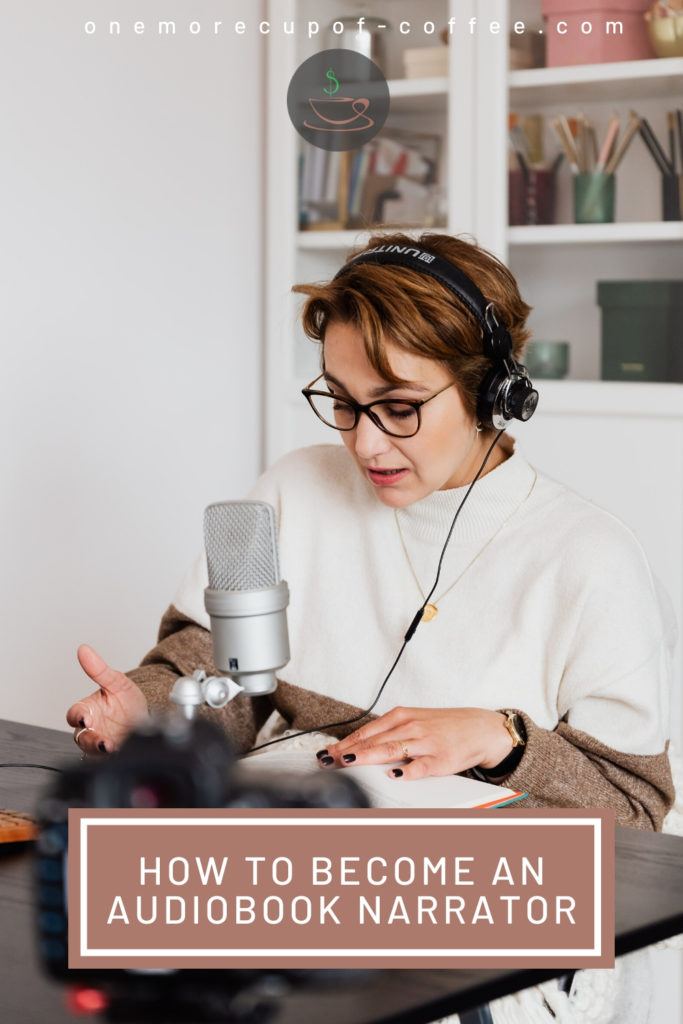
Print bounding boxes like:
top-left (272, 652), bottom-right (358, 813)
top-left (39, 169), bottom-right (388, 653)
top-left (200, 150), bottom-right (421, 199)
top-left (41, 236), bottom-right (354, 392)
top-left (393, 470), bottom-right (538, 622)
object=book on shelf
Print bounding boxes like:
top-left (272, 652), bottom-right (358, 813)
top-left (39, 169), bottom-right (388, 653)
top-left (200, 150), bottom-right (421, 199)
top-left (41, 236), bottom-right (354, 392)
top-left (299, 148), bottom-right (351, 231)
top-left (348, 145), bottom-right (374, 219)
top-left (299, 130), bottom-right (443, 233)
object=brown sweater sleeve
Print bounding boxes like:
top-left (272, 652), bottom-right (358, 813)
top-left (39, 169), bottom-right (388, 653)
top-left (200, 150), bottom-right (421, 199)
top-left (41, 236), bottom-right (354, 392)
top-left (483, 709), bottom-right (675, 832)
top-left (126, 604), bottom-right (274, 755)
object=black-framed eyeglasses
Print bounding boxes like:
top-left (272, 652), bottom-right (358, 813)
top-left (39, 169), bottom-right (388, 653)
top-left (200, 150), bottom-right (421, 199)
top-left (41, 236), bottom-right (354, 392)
top-left (301, 372), bottom-right (456, 438)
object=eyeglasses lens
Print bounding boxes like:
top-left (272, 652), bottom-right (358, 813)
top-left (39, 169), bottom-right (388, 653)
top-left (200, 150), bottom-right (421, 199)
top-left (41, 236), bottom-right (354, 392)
top-left (308, 394), bottom-right (419, 437)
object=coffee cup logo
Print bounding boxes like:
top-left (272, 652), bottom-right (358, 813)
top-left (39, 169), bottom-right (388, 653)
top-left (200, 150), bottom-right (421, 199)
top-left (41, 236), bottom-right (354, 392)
top-left (287, 49), bottom-right (389, 151)
top-left (305, 96), bottom-right (374, 132)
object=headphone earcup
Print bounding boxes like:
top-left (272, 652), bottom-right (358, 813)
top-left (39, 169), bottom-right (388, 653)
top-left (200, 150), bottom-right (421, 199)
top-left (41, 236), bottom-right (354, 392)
top-left (476, 364), bottom-right (507, 431)
top-left (477, 364), bottom-right (539, 431)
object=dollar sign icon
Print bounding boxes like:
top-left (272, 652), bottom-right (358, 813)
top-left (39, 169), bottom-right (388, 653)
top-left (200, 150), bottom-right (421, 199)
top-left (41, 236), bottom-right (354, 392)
top-left (323, 68), bottom-right (340, 96)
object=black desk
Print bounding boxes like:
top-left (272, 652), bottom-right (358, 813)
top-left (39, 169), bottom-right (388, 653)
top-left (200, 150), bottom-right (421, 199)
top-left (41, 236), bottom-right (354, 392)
top-left (1, 717), bottom-right (683, 1024)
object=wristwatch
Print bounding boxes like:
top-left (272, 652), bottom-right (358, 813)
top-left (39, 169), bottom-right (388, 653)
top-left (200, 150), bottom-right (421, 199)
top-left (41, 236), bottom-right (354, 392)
top-left (471, 710), bottom-right (527, 781)
top-left (501, 710), bottom-right (526, 748)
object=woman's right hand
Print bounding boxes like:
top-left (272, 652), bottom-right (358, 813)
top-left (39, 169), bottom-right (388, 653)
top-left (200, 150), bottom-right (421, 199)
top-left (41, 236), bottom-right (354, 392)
top-left (66, 644), bottom-right (150, 756)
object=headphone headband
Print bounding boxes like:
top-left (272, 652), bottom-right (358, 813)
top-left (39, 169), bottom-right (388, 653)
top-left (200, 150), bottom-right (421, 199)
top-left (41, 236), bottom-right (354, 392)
top-left (335, 243), bottom-right (488, 326)
top-left (331, 242), bottom-right (539, 430)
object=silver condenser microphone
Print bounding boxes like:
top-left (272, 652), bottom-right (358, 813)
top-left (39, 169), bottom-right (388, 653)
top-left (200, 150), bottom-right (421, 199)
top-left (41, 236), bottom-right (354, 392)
top-left (203, 500), bottom-right (290, 696)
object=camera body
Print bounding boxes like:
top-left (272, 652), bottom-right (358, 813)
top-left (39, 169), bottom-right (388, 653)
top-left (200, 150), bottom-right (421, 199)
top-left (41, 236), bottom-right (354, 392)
top-left (35, 716), bottom-right (369, 1021)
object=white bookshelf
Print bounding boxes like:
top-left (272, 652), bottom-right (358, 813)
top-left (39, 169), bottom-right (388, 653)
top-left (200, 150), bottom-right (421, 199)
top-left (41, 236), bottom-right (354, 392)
top-left (530, 379), bottom-right (683, 416)
top-left (388, 75), bottom-right (448, 112)
top-left (265, 8), bottom-right (683, 1008)
top-left (265, 0), bottom-right (683, 751)
top-left (297, 221), bottom-right (683, 249)
top-left (510, 55), bottom-right (683, 105)
top-left (508, 221), bottom-right (683, 245)
top-left (267, 0), bottom-right (683, 413)
top-left (388, 75), bottom-right (448, 95)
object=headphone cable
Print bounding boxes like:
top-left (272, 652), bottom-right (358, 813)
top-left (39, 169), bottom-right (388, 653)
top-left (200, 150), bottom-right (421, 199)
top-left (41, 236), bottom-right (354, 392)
top-left (0, 430), bottom-right (505, 773)
top-left (247, 428), bottom-right (505, 754)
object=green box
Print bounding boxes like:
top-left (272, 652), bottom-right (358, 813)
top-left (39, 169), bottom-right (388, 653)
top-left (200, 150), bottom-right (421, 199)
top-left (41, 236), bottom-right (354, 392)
top-left (597, 280), bottom-right (683, 383)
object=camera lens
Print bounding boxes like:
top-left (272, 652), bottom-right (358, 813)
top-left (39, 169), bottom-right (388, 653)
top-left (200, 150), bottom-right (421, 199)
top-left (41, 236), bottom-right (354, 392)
top-left (130, 781), bottom-right (171, 809)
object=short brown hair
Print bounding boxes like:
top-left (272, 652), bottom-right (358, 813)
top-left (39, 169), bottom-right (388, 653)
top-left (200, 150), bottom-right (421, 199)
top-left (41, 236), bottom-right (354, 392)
top-left (292, 231), bottom-right (533, 429)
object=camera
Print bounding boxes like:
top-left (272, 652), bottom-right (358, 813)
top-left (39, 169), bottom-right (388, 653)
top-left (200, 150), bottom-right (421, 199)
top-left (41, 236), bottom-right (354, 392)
top-left (34, 715), bottom-right (369, 1022)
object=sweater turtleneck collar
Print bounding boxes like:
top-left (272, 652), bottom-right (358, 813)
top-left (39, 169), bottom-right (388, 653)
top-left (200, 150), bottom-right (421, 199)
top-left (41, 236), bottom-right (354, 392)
top-left (395, 432), bottom-right (538, 545)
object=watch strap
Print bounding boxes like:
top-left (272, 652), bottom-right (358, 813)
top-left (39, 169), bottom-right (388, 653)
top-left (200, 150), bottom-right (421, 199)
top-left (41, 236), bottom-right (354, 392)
top-left (473, 742), bottom-right (525, 780)
top-left (472, 711), bottom-right (527, 780)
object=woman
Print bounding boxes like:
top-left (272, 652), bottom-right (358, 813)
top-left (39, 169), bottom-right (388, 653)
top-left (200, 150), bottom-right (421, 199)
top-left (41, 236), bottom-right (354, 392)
top-left (67, 230), bottom-right (675, 830)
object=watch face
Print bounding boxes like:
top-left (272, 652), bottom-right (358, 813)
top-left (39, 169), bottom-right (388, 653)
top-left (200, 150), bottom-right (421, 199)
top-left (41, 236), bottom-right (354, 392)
top-left (504, 712), bottom-right (526, 746)
top-left (511, 714), bottom-right (526, 744)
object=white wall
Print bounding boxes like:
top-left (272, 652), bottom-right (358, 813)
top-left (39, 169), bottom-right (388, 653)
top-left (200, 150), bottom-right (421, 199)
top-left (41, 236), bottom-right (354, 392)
top-left (0, 2), bottom-right (265, 730)
top-left (512, 398), bottom-right (683, 750)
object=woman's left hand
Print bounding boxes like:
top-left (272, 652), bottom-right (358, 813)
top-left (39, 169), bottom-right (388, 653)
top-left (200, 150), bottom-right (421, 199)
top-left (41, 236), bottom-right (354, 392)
top-left (320, 706), bottom-right (514, 780)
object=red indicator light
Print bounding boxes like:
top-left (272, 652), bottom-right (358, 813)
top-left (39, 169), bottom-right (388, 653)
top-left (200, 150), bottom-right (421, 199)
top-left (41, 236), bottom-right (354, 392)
top-left (66, 986), bottom-right (109, 1015)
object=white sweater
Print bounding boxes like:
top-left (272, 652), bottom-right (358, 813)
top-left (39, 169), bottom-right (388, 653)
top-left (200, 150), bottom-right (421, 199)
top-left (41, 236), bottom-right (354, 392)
top-left (174, 433), bottom-right (673, 759)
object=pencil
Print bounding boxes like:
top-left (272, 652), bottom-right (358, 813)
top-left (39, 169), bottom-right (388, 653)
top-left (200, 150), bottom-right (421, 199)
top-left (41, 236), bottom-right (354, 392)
top-left (588, 119), bottom-right (599, 171)
top-left (633, 110), bottom-right (673, 176)
top-left (604, 113), bottom-right (641, 175)
top-left (550, 151), bottom-right (564, 175)
top-left (596, 115), bottom-right (620, 173)
top-left (578, 115), bottom-right (588, 172)
top-left (551, 118), bottom-right (579, 173)
top-left (558, 116), bottom-right (581, 171)
top-left (668, 111), bottom-right (678, 175)
top-left (677, 109), bottom-right (683, 169)
top-left (522, 114), bottom-right (545, 166)
top-left (566, 116), bottom-right (583, 170)
top-left (510, 124), bottom-right (531, 162)
top-left (509, 126), bottom-right (530, 175)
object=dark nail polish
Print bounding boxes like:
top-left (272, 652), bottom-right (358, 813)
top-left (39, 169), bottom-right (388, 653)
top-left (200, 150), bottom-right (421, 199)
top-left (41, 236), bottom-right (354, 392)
top-left (320, 755), bottom-right (334, 766)
top-left (98, 741), bottom-right (107, 753)
top-left (78, 718), bottom-right (85, 728)
top-left (316, 749), bottom-right (329, 760)
top-left (391, 768), bottom-right (403, 778)
top-left (342, 753), bottom-right (356, 763)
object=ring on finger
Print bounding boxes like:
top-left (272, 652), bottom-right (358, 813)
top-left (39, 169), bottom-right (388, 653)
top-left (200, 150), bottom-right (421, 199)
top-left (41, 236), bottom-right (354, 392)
top-left (400, 742), bottom-right (410, 759)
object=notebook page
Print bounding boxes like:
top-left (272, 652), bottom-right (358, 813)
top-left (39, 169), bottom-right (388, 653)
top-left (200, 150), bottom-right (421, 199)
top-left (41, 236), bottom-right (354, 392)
top-left (238, 750), bottom-right (525, 809)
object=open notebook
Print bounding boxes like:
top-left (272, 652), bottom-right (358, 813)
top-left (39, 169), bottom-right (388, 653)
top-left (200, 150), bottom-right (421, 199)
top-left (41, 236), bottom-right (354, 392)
top-left (238, 750), bottom-right (526, 810)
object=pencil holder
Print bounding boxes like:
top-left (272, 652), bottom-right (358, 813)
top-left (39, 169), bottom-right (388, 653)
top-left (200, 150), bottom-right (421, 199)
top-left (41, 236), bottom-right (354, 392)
top-left (509, 168), bottom-right (557, 226)
top-left (662, 174), bottom-right (683, 221)
top-left (573, 172), bottom-right (615, 224)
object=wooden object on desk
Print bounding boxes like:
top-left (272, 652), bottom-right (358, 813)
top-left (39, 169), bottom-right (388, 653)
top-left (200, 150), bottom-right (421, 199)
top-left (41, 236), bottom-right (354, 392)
top-left (0, 809), bottom-right (37, 843)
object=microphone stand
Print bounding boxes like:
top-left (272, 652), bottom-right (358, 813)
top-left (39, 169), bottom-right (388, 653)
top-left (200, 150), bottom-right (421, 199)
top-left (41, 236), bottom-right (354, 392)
top-left (170, 669), bottom-right (244, 719)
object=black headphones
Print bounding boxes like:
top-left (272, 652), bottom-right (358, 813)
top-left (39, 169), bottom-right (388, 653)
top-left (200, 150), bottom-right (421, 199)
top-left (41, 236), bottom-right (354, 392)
top-left (332, 242), bottom-right (539, 431)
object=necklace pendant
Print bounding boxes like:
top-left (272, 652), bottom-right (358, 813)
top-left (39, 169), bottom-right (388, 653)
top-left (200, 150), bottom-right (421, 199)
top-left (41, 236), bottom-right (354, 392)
top-left (422, 603), bottom-right (439, 622)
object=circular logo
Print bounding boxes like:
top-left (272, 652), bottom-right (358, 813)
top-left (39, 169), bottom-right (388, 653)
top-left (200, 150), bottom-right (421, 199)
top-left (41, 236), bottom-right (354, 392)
top-left (287, 48), bottom-right (390, 152)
